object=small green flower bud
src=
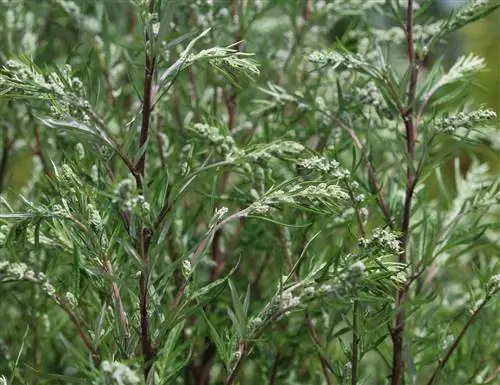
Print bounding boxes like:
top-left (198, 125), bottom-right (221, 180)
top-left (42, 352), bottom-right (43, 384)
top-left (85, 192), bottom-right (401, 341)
top-left (248, 316), bottom-right (263, 331)
top-left (487, 274), bottom-right (500, 295)
top-left (64, 292), bottom-right (78, 309)
top-left (181, 260), bottom-right (192, 279)
top-left (228, 351), bottom-right (242, 372)
top-left (75, 143), bottom-right (85, 160)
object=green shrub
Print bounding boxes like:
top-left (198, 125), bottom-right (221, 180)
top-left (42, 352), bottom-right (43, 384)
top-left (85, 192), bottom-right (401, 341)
top-left (1, 1), bottom-right (499, 384)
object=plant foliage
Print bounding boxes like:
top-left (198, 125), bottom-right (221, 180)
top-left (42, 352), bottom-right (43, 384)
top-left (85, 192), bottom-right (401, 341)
top-left (0, 1), bottom-right (499, 384)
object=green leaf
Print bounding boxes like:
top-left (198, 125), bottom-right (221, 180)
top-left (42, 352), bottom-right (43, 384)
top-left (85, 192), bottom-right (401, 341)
top-left (9, 326), bottom-right (29, 384)
top-left (228, 279), bottom-right (247, 337)
top-left (159, 346), bottom-right (193, 385)
top-left (201, 311), bottom-right (229, 364)
top-left (34, 114), bottom-right (114, 149)
top-left (190, 259), bottom-right (240, 302)
top-left (154, 0), bottom-right (175, 54)
top-left (227, 307), bottom-right (244, 339)
top-left (157, 319), bottom-right (186, 365)
top-left (287, 230), bottom-right (321, 282)
top-left (92, 302), bottom-right (108, 349)
top-left (243, 284), bottom-right (251, 316)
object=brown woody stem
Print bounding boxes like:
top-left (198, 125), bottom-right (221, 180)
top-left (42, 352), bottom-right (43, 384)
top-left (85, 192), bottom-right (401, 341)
top-left (391, 1), bottom-right (420, 384)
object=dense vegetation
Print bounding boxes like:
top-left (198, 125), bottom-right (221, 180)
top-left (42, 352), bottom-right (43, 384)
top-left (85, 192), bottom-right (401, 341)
top-left (1, 1), bottom-right (499, 384)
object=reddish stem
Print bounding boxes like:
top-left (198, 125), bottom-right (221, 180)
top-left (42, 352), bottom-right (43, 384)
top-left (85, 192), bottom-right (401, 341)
top-left (391, 1), bottom-right (420, 384)
top-left (0, 135), bottom-right (13, 193)
top-left (303, 0), bottom-right (313, 20)
top-left (33, 126), bottom-right (53, 179)
top-left (136, 0), bottom-right (157, 380)
top-left (53, 293), bottom-right (101, 366)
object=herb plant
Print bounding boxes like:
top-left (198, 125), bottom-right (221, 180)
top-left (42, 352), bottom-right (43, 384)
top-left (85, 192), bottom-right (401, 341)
top-left (1, 1), bottom-right (499, 384)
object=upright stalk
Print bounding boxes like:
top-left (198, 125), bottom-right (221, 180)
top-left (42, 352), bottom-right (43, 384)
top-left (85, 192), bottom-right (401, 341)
top-left (33, 125), bottom-right (53, 179)
top-left (137, 0), bottom-right (157, 380)
top-left (0, 135), bottom-right (13, 193)
top-left (391, 1), bottom-right (420, 384)
top-left (351, 300), bottom-right (359, 385)
top-left (136, 8), bottom-right (157, 181)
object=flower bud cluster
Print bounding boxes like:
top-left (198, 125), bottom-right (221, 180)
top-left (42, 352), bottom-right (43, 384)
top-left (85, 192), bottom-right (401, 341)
top-left (248, 181), bottom-right (349, 215)
top-left (2, 60), bottom-right (92, 123)
top-left (446, 0), bottom-right (492, 32)
top-left (87, 204), bottom-right (104, 233)
top-left (191, 123), bottom-right (241, 159)
top-left (354, 81), bottom-right (388, 111)
top-left (0, 262), bottom-right (76, 306)
top-left (434, 109), bottom-right (496, 134)
top-left (315, 0), bottom-right (384, 13)
top-left (99, 360), bottom-right (140, 385)
top-left (244, 141), bottom-right (305, 165)
top-left (208, 207), bottom-right (229, 230)
top-left (112, 179), bottom-right (150, 217)
top-left (309, 50), bottom-right (345, 67)
top-left (487, 274), bottom-right (500, 295)
top-left (359, 228), bottom-right (402, 254)
top-left (181, 260), bottom-right (192, 279)
top-left (279, 290), bottom-right (301, 312)
top-left (298, 156), bottom-right (339, 174)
